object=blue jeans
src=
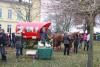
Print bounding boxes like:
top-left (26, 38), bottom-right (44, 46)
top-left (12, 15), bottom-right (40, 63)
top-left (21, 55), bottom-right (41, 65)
top-left (16, 48), bottom-right (20, 58)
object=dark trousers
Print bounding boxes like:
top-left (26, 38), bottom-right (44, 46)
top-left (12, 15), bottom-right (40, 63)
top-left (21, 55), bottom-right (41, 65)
top-left (20, 48), bottom-right (23, 55)
top-left (86, 41), bottom-right (89, 51)
top-left (0, 46), bottom-right (7, 61)
top-left (16, 47), bottom-right (23, 58)
top-left (74, 44), bottom-right (78, 54)
top-left (84, 40), bottom-right (89, 51)
top-left (79, 41), bottom-right (83, 49)
top-left (11, 40), bottom-right (15, 48)
top-left (64, 44), bottom-right (70, 55)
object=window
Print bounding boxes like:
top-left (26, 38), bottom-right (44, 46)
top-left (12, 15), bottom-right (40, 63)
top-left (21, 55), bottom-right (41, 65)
top-left (17, 10), bottom-right (22, 21)
top-left (0, 8), bottom-right (2, 18)
top-left (34, 27), bottom-right (38, 32)
top-left (33, 26), bottom-right (38, 32)
top-left (26, 26), bottom-right (33, 32)
top-left (17, 26), bottom-right (23, 33)
top-left (26, 15), bottom-right (29, 21)
top-left (8, 9), bottom-right (12, 19)
top-left (7, 25), bottom-right (12, 33)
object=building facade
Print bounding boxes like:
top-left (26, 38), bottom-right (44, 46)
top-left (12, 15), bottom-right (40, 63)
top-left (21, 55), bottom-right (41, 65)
top-left (0, 0), bottom-right (40, 33)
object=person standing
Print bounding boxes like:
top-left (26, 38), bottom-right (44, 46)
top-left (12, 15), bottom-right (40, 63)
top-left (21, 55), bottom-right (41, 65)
top-left (0, 29), bottom-right (7, 62)
top-left (20, 33), bottom-right (24, 55)
top-left (40, 27), bottom-right (48, 45)
top-left (74, 34), bottom-right (79, 54)
top-left (86, 33), bottom-right (90, 51)
top-left (79, 34), bottom-right (83, 49)
top-left (15, 33), bottom-right (23, 60)
top-left (83, 33), bottom-right (87, 51)
top-left (11, 33), bottom-right (15, 48)
top-left (63, 33), bottom-right (70, 55)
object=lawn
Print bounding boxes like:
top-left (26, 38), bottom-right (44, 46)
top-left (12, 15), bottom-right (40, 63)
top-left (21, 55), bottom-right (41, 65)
top-left (0, 41), bottom-right (100, 67)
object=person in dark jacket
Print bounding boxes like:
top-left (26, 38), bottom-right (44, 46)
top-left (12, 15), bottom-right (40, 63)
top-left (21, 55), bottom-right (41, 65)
top-left (63, 33), bottom-right (70, 55)
top-left (11, 33), bottom-right (15, 48)
top-left (15, 33), bottom-right (23, 59)
top-left (0, 29), bottom-right (7, 62)
top-left (74, 34), bottom-right (79, 54)
top-left (40, 27), bottom-right (48, 45)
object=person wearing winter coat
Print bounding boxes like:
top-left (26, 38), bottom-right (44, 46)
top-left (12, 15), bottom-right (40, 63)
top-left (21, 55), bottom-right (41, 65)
top-left (40, 27), bottom-right (48, 45)
top-left (63, 33), bottom-right (70, 55)
top-left (11, 33), bottom-right (16, 48)
top-left (74, 34), bottom-right (79, 54)
top-left (15, 33), bottom-right (23, 59)
top-left (0, 29), bottom-right (7, 62)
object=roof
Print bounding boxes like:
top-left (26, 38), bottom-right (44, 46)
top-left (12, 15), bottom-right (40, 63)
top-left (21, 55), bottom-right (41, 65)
top-left (17, 21), bottom-right (51, 31)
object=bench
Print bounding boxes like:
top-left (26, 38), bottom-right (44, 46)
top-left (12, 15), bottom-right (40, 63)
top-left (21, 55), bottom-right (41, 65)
top-left (26, 50), bottom-right (37, 59)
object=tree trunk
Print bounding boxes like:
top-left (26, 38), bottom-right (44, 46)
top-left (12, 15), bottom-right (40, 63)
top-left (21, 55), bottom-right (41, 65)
top-left (87, 11), bottom-right (94, 67)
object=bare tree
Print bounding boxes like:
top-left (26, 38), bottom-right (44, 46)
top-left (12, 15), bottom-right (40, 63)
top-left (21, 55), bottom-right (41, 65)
top-left (41, 0), bottom-right (79, 33)
top-left (71, 0), bottom-right (100, 67)
top-left (8, 0), bottom-right (40, 22)
top-left (42, 0), bottom-right (100, 67)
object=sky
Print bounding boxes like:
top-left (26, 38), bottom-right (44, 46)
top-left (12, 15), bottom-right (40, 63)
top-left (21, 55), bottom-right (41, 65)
top-left (70, 27), bottom-right (100, 33)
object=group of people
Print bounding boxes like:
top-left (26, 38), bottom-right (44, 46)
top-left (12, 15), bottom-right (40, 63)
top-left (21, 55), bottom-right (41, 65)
top-left (39, 28), bottom-right (91, 56)
top-left (0, 29), bottom-right (23, 62)
top-left (0, 27), bottom-right (49, 62)
top-left (63, 32), bottom-right (90, 55)
top-left (0, 26), bottom-right (91, 62)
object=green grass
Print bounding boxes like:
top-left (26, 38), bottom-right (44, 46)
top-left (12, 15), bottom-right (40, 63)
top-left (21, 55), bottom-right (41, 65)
top-left (0, 41), bottom-right (100, 67)
top-left (93, 41), bottom-right (100, 67)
